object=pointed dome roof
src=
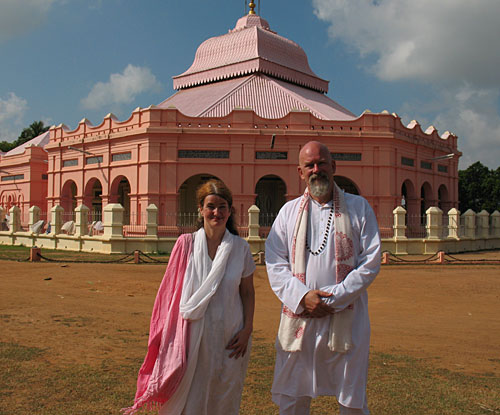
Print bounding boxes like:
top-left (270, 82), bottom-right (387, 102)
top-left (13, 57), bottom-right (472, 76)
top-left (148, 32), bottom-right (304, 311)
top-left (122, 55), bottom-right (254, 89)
top-left (173, 13), bottom-right (329, 93)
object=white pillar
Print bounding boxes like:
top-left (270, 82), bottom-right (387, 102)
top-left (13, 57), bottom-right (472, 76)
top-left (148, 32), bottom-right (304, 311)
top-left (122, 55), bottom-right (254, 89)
top-left (447, 208), bottom-right (460, 239)
top-left (29, 205), bottom-right (41, 230)
top-left (75, 204), bottom-right (90, 236)
top-left (426, 206), bottom-right (443, 239)
top-left (9, 206), bottom-right (21, 233)
top-left (248, 205), bottom-right (260, 240)
top-left (393, 206), bottom-right (407, 239)
top-left (146, 204), bottom-right (158, 237)
top-left (50, 205), bottom-right (64, 235)
top-left (462, 209), bottom-right (476, 239)
top-left (491, 211), bottom-right (500, 238)
top-left (477, 210), bottom-right (490, 239)
top-left (103, 203), bottom-right (124, 238)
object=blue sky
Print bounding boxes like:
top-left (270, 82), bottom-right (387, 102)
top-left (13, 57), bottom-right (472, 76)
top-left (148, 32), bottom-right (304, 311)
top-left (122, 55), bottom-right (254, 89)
top-left (1, 0), bottom-right (499, 169)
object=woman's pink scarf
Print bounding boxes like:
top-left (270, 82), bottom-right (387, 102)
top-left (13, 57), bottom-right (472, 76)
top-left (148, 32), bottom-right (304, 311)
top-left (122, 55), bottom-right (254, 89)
top-left (122, 233), bottom-right (193, 414)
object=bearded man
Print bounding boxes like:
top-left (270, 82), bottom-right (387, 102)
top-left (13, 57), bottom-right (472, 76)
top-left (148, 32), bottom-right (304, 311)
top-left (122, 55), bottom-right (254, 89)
top-left (265, 141), bottom-right (381, 415)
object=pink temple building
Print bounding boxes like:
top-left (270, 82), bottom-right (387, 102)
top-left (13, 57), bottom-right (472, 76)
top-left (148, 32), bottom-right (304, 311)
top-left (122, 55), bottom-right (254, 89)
top-left (0, 9), bottom-right (461, 230)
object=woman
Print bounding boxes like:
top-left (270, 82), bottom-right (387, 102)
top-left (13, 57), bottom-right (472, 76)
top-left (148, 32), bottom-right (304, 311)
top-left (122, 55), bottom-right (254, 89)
top-left (124, 180), bottom-right (255, 415)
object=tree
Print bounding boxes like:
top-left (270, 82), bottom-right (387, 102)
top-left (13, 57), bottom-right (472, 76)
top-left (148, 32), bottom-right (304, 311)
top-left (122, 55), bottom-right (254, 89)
top-left (459, 161), bottom-right (500, 213)
top-left (0, 121), bottom-right (50, 153)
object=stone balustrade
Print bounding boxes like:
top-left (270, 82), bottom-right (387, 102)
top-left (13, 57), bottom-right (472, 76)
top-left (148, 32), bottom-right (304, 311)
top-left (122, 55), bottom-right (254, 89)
top-left (1, 204), bottom-right (499, 255)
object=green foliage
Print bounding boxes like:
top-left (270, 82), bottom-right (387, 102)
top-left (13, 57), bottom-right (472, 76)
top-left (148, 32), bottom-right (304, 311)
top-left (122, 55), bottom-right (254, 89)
top-left (0, 120), bottom-right (49, 153)
top-left (459, 161), bottom-right (500, 213)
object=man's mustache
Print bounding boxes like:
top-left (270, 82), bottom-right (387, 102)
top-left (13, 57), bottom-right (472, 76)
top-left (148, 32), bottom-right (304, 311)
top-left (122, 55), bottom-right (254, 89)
top-left (310, 173), bottom-right (329, 181)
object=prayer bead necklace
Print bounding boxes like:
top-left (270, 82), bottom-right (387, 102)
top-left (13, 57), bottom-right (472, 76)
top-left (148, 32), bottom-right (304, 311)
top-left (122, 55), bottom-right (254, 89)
top-left (306, 204), bottom-right (334, 256)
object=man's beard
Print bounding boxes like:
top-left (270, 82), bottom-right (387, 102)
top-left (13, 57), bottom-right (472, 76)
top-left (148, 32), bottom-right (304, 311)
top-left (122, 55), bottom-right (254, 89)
top-left (308, 173), bottom-right (331, 198)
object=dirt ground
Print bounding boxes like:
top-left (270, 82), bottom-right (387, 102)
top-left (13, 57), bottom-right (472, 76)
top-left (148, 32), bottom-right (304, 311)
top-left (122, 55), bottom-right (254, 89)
top-left (1, 252), bottom-right (499, 377)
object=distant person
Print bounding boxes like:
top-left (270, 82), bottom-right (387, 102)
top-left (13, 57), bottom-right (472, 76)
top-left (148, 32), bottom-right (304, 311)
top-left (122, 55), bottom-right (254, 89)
top-left (124, 179), bottom-right (255, 415)
top-left (265, 141), bottom-right (381, 414)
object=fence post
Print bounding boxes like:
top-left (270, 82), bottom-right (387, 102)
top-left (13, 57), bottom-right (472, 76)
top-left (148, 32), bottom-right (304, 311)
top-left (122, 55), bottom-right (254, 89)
top-left (477, 210), bottom-right (490, 239)
top-left (50, 205), bottom-right (64, 235)
top-left (447, 208), bottom-right (460, 239)
top-left (248, 205), bottom-right (260, 240)
top-left (462, 209), bottom-right (476, 239)
top-left (393, 206), bottom-right (407, 239)
top-left (491, 210), bottom-right (500, 238)
top-left (75, 204), bottom-right (90, 236)
top-left (103, 203), bottom-right (124, 238)
top-left (426, 206), bottom-right (442, 239)
top-left (9, 206), bottom-right (21, 233)
top-left (29, 205), bottom-right (41, 232)
top-left (146, 204), bottom-right (158, 237)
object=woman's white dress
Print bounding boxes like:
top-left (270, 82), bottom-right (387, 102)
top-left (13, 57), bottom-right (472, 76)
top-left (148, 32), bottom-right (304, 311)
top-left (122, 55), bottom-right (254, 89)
top-left (160, 229), bottom-right (255, 415)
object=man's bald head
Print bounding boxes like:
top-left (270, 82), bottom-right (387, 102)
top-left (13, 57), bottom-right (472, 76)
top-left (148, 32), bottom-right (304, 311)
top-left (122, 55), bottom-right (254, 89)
top-left (297, 141), bottom-right (336, 203)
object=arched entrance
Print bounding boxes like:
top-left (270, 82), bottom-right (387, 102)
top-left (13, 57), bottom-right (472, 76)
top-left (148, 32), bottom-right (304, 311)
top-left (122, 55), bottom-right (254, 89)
top-left (420, 182), bottom-right (433, 223)
top-left (438, 184), bottom-right (449, 211)
top-left (255, 175), bottom-right (287, 226)
top-left (110, 176), bottom-right (131, 224)
top-left (334, 176), bottom-right (360, 195)
top-left (84, 179), bottom-right (103, 222)
top-left (61, 180), bottom-right (77, 220)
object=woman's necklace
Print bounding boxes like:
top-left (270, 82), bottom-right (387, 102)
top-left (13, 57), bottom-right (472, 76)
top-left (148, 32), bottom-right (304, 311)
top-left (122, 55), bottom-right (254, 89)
top-left (306, 204), bottom-right (334, 256)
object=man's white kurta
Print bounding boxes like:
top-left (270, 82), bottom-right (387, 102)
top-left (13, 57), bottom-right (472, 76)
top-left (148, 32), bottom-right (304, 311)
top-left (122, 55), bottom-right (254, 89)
top-left (265, 193), bottom-right (381, 408)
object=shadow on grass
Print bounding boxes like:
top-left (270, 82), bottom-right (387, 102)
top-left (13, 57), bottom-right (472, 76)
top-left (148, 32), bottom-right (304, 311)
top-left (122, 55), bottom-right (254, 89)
top-left (1, 341), bottom-right (498, 415)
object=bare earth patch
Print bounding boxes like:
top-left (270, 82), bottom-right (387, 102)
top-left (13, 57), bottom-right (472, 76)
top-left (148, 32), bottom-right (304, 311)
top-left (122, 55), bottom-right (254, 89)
top-left (1, 251), bottom-right (499, 414)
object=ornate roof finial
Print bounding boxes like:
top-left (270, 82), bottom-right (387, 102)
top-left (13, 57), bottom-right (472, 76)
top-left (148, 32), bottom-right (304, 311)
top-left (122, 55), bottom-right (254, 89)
top-left (249, 1), bottom-right (256, 14)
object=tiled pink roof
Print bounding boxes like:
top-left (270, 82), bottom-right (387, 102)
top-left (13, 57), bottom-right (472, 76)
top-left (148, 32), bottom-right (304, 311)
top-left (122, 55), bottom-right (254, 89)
top-left (158, 74), bottom-right (354, 120)
top-left (3, 131), bottom-right (50, 157)
top-left (173, 14), bottom-right (328, 93)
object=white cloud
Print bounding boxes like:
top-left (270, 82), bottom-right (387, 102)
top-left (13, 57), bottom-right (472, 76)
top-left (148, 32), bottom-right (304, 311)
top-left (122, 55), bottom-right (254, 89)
top-left (312, 0), bottom-right (500, 168)
top-left (0, 92), bottom-right (28, 142)
top-left (0, 0), bottom-right (57, 43)
top-left (312, 0), bottom-right (500, 86)
top-left (81, 64), bottom-right (162, 111)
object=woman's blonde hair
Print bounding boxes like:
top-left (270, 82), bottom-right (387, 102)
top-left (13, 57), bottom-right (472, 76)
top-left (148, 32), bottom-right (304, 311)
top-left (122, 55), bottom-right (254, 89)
top-left (196, 179), bottom-right (238, 235)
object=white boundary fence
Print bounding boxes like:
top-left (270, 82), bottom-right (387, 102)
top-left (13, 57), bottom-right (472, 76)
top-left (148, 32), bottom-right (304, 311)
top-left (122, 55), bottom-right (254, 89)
top-left (0, 204), bottom-right (499, 255)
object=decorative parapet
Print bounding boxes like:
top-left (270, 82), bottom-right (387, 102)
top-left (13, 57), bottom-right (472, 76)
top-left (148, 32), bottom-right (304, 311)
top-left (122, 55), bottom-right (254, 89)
top-left (392, 206), bottom-right (407, 239)
top-left (103, 204), bottom-right (124, 238)
top-left (477, 210), bottom-right (490, 239)
top-left (447, 208), bottom-right (460, 239)
top-left (462, 209), bottom-right (476, 239)
top-left (248, 204), bottom-right (260, 240)
top-left (50, 205), bottom-right (64, 235)
top-left (75, 204), bottom-right (90, 236)
top-left (146, 204), bottom-right (158, 237)
top-left (426, 207), bottom-right (443, 239)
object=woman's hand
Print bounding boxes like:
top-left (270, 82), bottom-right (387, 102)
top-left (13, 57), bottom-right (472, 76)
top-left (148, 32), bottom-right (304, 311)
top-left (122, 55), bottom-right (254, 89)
top-left (226, 326), bottom-right (252, 359)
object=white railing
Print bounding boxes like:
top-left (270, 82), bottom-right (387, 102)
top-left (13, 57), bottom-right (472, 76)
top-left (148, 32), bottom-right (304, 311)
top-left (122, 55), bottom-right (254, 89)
top-left (1, 203), bottom-right (499, 255)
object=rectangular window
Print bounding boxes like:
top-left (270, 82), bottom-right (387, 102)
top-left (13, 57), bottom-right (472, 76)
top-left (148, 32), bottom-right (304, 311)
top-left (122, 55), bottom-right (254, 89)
top-left (421, 161), bottom-right (432, 170)
top-left (63, 159), bottom-right (78, 167)
top-left (1, 174), bottom-right (24, 181)
top-left (255, 151), bottom-right (287, 160)
top-left (178, 150), bottom-right (229, 159)
top-left (331, 153), bottom-right (362, 161)
top-left (86, 156), bottom-right (103, 165)
top-left (112, 152), bottom-right (132, 162)
top-left (42, 174), bottom-right (48, 180)
top-left (401, 157), bottom-right (414, 167)
top-left (438, 164), bottom-right (448, 173)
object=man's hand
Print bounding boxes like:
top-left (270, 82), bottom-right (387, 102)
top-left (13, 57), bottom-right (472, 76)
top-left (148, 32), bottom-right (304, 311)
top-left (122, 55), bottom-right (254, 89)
top-left (299, 290), bottom-right (334, 318)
